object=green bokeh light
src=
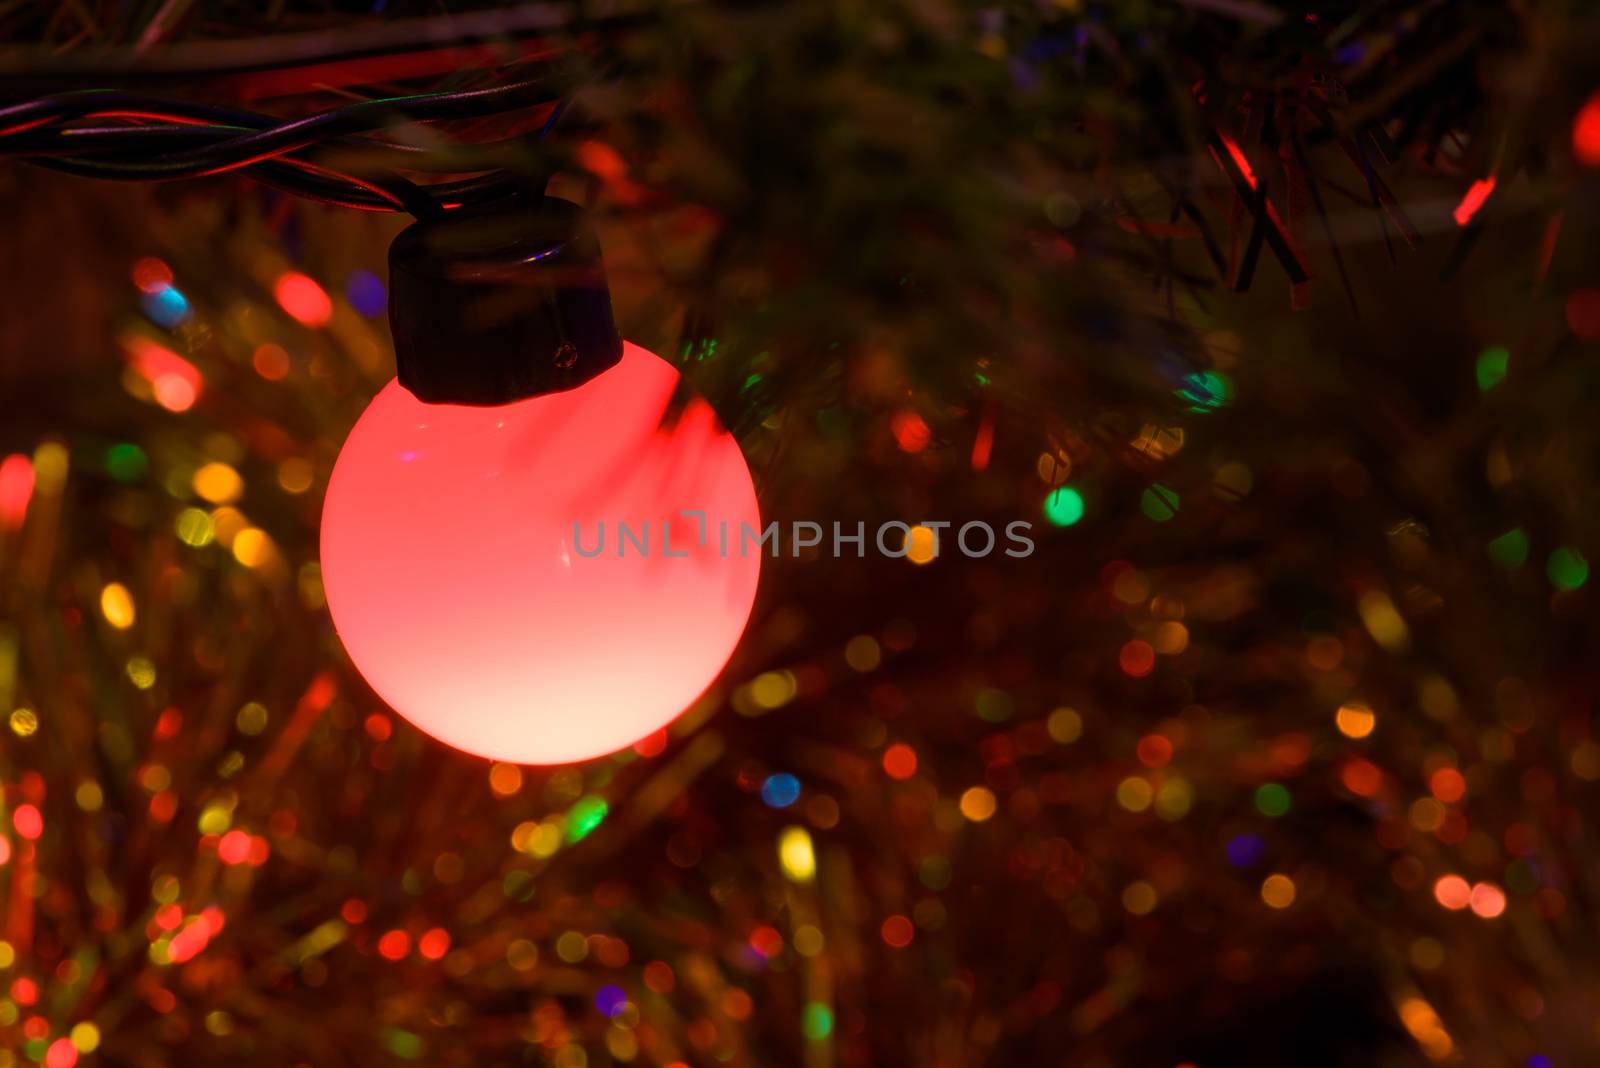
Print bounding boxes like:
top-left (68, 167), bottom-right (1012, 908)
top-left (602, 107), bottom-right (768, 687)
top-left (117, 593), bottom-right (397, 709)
top-left (566, 795), bottom-right (609, 843)
top-left (1547, 547), bottom-right (1589, 590)
top-left (802, 1002), bottom-right (834, 1040)
top-left (1178, 370), bottom-right (1234, 412)
top-left (385, 1029), bottom-right (423, 1060)
top-left (1141, 484), bottom-right (1179, 523)
top-left (1043, 486), bottom-right (1084, 527)
top-left (1486, 528), bottom-right (1529, 569)
top-left (105, 442), bottom-right (148, 483)
top-left (1475, 346), bottom-right (1509, 391)
top-left (1253, 783), bottom-right (1291, 818)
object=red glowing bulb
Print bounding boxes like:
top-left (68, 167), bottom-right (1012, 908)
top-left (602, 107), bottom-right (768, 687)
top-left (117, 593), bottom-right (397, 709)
top-left (322, 342), bottom-right (760, 765)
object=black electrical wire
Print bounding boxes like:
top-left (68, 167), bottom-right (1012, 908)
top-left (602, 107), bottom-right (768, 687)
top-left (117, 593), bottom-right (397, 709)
top-left (0, 77), bottom-right (566, 220)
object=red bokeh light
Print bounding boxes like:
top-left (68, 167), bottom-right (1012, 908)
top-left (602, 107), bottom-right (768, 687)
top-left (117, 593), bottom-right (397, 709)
top-left (880, 915), bottom-right (914, 948)
top-left (45, 1038), bottom-right (77, 1068)
top-left (12, 804), bottom-right (42, 841)
top-left (378, 929), bottom-right (411, 961)
top-left (882, 743), bottom-right (918, 780)
top-left (218, 829), bottom-right (252, 865)
top-left (0, 454), bottom-right (34, 531)
top-left (1119, 640), bottom-right (1156, 677)
top-left (274, 272), bottom-right (333, 326)
top-left (1574, 92), bottom-right (1600, 166)
top-left (1136, 734), bottom-right (1173, 768)
top-left (890, 410), bottom-right (931, 453)
top-left (1567, 289), bottom-right (1600, 340)
top-left (131, 256), bottom-right (173, 294)
top-left (418, 927), bottom-right (451, 960)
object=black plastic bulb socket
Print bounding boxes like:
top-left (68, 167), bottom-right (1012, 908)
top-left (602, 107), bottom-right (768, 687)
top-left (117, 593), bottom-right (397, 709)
top-left (388, 195), bottom-right (622, 406)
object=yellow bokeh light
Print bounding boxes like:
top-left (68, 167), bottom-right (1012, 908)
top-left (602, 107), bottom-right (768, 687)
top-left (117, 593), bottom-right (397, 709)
top-left (32, 442), bottom-right (69, 495)
top-left (793, 924), bottom-right (824, 956)
top-left (1418, 674), bottom-right (1459, 721)
top-left (71, 1021), bottom-right (101, 1052)
top-left (277, 457), bottom-right (315, 494)
top-left (1154, 777), bottom-right (1194, 821)
top-left (750, 670), bottom-right (797, 710)
top-left (232, 527), bottom-right (274, 568)
top-left (126, 656), bottom-right (157, 689)
top-left (175, 506), bottom-right (215, 546)
top-left (904, 525), bottom-right (938, 564)
top-left (1357, 590), bottom-right (1410, 652)
top-left (778, 825), bottom-right (816, 882)
top-left (844, 635), bottom-right (882, 672)
top-left (528, 821), bottom-right (563, 858)
top-left (1335, 701), bottom-right (1376, 739)
top-left (1409, 798), bottom-right (1445, 832)
top-left (1152, 621), bottom-right (1189, 655)
top-left (75, 781), bottom-right (104, 812)
top-left (236, 702), bottom-right (269, 736)
top-left (1261, 873), bottom-right (1296, 908)
top-left (9, 708), bottom-right (37, 737)
top-left (100, 582), bottom-right (136, 629)
top-left (193, 462), bottom-right (244, 504)
top-left (1122, 881), bottom-right (1158, 915)
top-left (197, 799), bottom-right (233, 836)
top-left (959, 786), bottom-right (997, 822)
top-left (1572, 740), bottom-right (1600, 782)
top-left (1046, 707), bottom-right (1082, 744)
top-left (1116, 776), bottom-right (1153, 812)
top-left (0, 940), bottom-right (13, 968)
top-left (555, 931), bottom-right (588, 963)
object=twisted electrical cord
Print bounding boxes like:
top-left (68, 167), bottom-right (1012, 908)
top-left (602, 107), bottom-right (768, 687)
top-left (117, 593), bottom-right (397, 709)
top-left (0, 78), bottom-right (565, 219)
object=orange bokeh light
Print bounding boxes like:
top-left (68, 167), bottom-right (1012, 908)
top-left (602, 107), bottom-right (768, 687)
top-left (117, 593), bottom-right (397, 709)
top-left (1469, 882), bottom-right (1507, 919)
top-left (1340, 758), bottom-right (1383, 798)
top-left (1136, 734), bottom-right (1173, 767)
top-left (1434, 874), bottom-right (1471, 910)
top-left (1428, 767), bottom-right (1466, 804)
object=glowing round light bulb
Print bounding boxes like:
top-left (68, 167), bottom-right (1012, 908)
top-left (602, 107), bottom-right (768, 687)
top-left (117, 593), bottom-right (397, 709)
top-left (321, 341), bottom-right (760, 764)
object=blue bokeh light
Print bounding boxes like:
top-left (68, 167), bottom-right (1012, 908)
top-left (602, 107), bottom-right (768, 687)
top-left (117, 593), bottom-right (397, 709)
top-left (1226, 833), bottom-right (1266, 869)
top-left (594, 984), bottom-right (627, 1018)
top-left (761, 773), bottom-right (801, 809)
top-left (346, 269), bottom-right (387, 318)
top-left (141, 286), bottom-right (191, 328)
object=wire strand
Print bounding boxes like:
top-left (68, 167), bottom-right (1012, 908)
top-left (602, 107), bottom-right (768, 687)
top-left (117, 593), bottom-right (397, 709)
top-left (0, 78), bottom-right (566, 220)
